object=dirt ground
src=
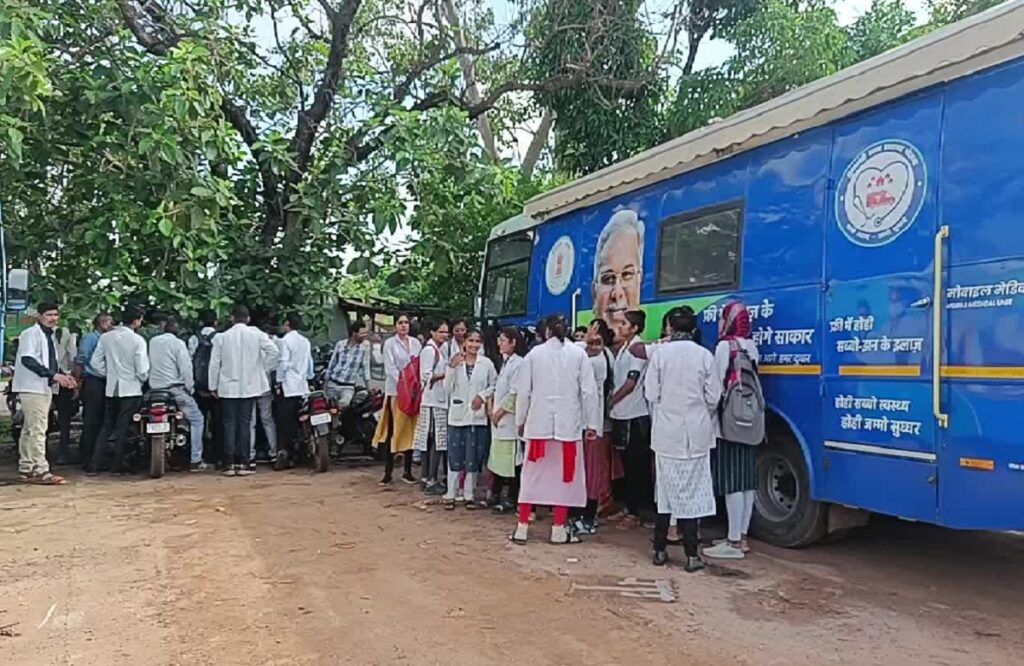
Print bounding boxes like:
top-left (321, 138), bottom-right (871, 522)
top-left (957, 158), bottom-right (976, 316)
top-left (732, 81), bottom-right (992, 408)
top-left (1, 463), bottom-right (1022, 666)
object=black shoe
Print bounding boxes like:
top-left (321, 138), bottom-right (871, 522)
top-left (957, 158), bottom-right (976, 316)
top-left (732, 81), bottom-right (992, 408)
top-left (401, 472), bottom-right (417, 485)
top-left (683, 555), bottom-right (705, 573)
top-left (379, 474), bottom-right (393, 486)
top-left (653, 550), bottom-right (669, 567)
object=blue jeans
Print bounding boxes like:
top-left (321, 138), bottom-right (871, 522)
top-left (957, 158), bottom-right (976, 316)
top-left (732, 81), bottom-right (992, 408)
top-left (447, 425), bottom-right (490, 473)
top-left (168, 386), bottom-right (204, 464)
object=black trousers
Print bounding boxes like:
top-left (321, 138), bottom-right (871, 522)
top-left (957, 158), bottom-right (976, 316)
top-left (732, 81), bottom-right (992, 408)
top-left (79, 376), bottom-right (106, 464)
top-left (92, 396), bottom-right (142, 471)
top-left (222, 398), bottom-right (255, 467)
top-left (492, 465), bottom-right (521, 503)
top-left (197, 393), bottom-right (223, 465)
top-left (55, 386), bottom-right (77, 458)
top-left (278, 396), bottom-right (303, 455)
top-left (654, 515), bottom-right (699, 557)
top-left (613, 416), bottom-right (653, 517)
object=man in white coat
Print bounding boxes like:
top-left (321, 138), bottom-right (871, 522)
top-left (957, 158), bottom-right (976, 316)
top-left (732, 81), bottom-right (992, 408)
top-left (644, 308), bottom-right (721, 571)
top-left (209, 304), bottom-right (279, 476)
top-left (13, 302), bottom-right (78, 485)
top-left (276, 313), bottom-right (313, 465)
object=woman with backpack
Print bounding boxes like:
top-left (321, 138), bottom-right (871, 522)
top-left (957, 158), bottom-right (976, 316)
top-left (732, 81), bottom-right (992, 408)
top-left (412, 319), bottom-right (450, 494)
top-left (442, 328), bottom-right (496, 509)
top-left (487, 326), bottom-right (526, 514)
top-left (704, 301), bottom-right (761, 560)
top-left (374, 313), bottom-right (422, 485)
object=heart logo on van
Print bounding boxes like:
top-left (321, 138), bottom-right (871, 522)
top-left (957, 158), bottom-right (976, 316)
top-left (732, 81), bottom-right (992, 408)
top-left (851, 161), bottom-right (910, 228)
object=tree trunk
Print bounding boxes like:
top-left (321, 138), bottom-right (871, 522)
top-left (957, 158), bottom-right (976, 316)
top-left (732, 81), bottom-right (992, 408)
top-left (440, 0), bottom-right (499, 161)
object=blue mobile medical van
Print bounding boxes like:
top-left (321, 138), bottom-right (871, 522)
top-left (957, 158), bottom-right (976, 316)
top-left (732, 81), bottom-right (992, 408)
top-left (478, 2), bottom-right (1024, 546)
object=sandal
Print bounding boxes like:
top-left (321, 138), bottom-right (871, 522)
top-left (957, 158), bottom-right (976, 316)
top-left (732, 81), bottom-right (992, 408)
top-left (444, 500), bottom-right (456, 511)
top-left (616, 515), bottom-right (641, 529)
top-left (25, 472), bottom-right (67, 486)
top-left (465, 501), bottom-right (478, 511)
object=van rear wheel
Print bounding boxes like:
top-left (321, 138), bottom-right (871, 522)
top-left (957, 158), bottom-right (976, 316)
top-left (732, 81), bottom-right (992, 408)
top-left (751, 423), bottom-right (827, 547)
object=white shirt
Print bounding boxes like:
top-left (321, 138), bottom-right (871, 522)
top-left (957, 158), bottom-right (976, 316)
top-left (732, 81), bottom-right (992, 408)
top-left (444, 355), bottom-right (497, 427)
top-left (148, 332), bottom-right (194, 393)
top-left (383, 335), bottom-right (422, 396)
top-left (419, 341), bottom-right (448, 408)
top-left (515, 338), bottom-right (601, 441)
top-left (278, 330), bottom-right (312, 398)
top-left (492, 354), bottom-right (523, 440)
top-left (610, 335), bottom-right (649, 420)
top-left (645, 339), bottom-right (721, 459)
top-left (12, 324), bottom-right (54, 395)
top-left (92, 326), bottom-right (150, 398)
top-left (208, 323), bottom-right (280, 399)
top-left (588, 348), bottom-right (614, 432)
top-left (55, 329), bottom-right (77, 373)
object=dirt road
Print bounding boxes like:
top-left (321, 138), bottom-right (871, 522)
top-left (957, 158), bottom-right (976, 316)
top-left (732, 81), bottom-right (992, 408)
top-left (1, 467), bottom-right (1021, 665)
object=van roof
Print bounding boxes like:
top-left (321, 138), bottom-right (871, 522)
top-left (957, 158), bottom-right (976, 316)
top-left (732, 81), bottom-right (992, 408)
top-left (515, 0), bottom-right (1024, 227)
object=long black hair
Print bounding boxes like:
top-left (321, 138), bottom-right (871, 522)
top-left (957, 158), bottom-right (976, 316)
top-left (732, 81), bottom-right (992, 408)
top-left (544, 313), bottom-right (568, 342)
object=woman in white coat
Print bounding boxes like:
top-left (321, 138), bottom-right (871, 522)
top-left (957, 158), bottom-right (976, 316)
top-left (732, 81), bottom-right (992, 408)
top-left (443, 329), bottom-right (497, 509)
top-left (412, 319), bottom-right (450, 494)
top-left (512, 314), bottom-right (602, 545)
top-left (645, 308), bottom-right (721, 571)
top-left (488, 326), bottom-right (527, 513)
top-left (372, 313), bottom-right (422, 485)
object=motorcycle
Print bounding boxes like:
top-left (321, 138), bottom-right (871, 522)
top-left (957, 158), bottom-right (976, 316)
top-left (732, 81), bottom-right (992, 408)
top-left (132, 390), bottom-right (190, 478)
top-left (296, 390), bottom-right (336, 473)
top-left (329, 387), bottom-right (383, 462)
top-left (5, 382), bottom-right (59, 448)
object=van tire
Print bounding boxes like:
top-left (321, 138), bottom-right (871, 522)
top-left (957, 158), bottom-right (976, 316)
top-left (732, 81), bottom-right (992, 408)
top-left (751, 422), bottom-right (827, 548)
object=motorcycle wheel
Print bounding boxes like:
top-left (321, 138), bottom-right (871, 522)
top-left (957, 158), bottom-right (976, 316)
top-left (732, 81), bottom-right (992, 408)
top-left (149, 435), bottom-right (166, 479)
top-left (314, 434), bottom-right (329, 473)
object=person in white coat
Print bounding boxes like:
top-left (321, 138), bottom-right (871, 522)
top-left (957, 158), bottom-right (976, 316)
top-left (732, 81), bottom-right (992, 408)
top-left (487, 326), bottom-right (527, 513)
top-left (276, 313), bottom-right (313, 466)
top-left (209, 304), bottom-right (280, 476)
top-left (645, 308), bottom-right (721, 571)
top-left (372, 313), bottom-right (422, 485)
top-left (512, 314), bottom-right (601, 545)
top-left (13, 302), bottom-right (77, 485)
top-left (442, 328), bottom-right (497, 509)
top-left (412, 319), bottom-right (450, 493)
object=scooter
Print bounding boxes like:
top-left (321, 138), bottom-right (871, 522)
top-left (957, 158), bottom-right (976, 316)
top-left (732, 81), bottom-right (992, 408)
top-left (330, 387), bottom-right (382, 462)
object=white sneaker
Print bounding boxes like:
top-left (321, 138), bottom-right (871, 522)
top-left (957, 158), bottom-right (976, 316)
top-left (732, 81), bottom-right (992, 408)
top-left (236, 467), bottom-right (255, 477)
top-left (510, 522), bottom-right (529, 544)
top-left (550, 525), bottom-right (580, 544)
top-left (222, 467), bottom-right (237, 477)
top-left (703, 541), bottom-right (745, 560)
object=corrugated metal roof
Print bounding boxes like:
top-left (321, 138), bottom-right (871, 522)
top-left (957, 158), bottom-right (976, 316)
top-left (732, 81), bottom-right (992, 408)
top-left (523, 0), bottom-right (1024, 222)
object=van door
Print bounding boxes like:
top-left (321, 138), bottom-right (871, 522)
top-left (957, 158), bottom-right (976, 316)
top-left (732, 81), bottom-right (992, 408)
top-left (821, 93), bottom-right (942, 522)
top-left (936, 60), bottom-right (1024, 530)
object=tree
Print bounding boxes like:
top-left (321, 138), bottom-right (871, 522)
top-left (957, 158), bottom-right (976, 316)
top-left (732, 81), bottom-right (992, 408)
top-left (0, 0), bottom-right (647, 325)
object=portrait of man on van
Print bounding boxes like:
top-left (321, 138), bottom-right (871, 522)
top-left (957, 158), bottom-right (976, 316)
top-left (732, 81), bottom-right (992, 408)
top-left (593, 209), bottom-right (644, 329)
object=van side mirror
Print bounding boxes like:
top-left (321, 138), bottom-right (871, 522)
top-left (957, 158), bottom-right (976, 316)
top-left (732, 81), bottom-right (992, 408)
top-left (6, 269), bottom-right (29, 313)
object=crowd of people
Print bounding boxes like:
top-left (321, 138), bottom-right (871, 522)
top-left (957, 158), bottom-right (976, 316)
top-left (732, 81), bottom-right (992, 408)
top-left (372, 304), bottom-right (763, 570)
top-left (11, 301), bottom-right (332, 483)
top-left (10, 297), bottom-right (764, 569)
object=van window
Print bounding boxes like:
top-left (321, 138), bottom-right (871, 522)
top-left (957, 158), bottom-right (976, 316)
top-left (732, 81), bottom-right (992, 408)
top-left (483, 232), bottom-right (532, 317)
top-left (657, 203), bottom-right (742, 293)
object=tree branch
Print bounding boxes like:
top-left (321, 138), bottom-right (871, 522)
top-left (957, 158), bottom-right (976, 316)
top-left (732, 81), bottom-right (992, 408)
top-left (439, 0), bottom-right (497, 160)
top-left (521, 108), bottom-right (554, 181)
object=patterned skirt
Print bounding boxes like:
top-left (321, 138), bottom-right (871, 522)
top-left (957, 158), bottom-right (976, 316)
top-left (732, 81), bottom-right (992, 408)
top-left (655, 453), bottom-right (716, 520)
top-left (412, 405), bottom-right (448, 452)
top-left (713, 438), bottom-right (758, 495)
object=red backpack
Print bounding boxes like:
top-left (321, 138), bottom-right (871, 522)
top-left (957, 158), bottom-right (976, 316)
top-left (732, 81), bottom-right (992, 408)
top-left (396, 354), bottom-right (422, 416)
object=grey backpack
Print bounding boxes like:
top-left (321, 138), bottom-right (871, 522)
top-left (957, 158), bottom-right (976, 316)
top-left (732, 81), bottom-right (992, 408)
top-left (720, 341), bottom-right (765, 446)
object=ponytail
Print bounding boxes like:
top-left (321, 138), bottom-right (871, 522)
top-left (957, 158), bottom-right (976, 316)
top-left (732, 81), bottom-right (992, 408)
top-left (544, 313), bottom-right (568, 343)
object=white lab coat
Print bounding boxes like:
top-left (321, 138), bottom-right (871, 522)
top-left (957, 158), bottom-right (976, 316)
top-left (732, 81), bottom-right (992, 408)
top-left (644, 339), bottom-right (721, 459)
top-left (278, 330), bottom-right (312, 398)
top-left (492, 354), bottom-right (523, 440)
top-left (444, 355), bottom-right (497, 427)
top-left (516, 337), bottom-right (601, 441)
top-left (383, 334), bottom-right (421, 397)
top-left (12, 324), bottom-right (53, 395)
top-left (419, 341), bottom-right (448, 408)
top-left (92, 326), bottom-right (150, 398)
top-left (208, 323), bottom-right (280, 399)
